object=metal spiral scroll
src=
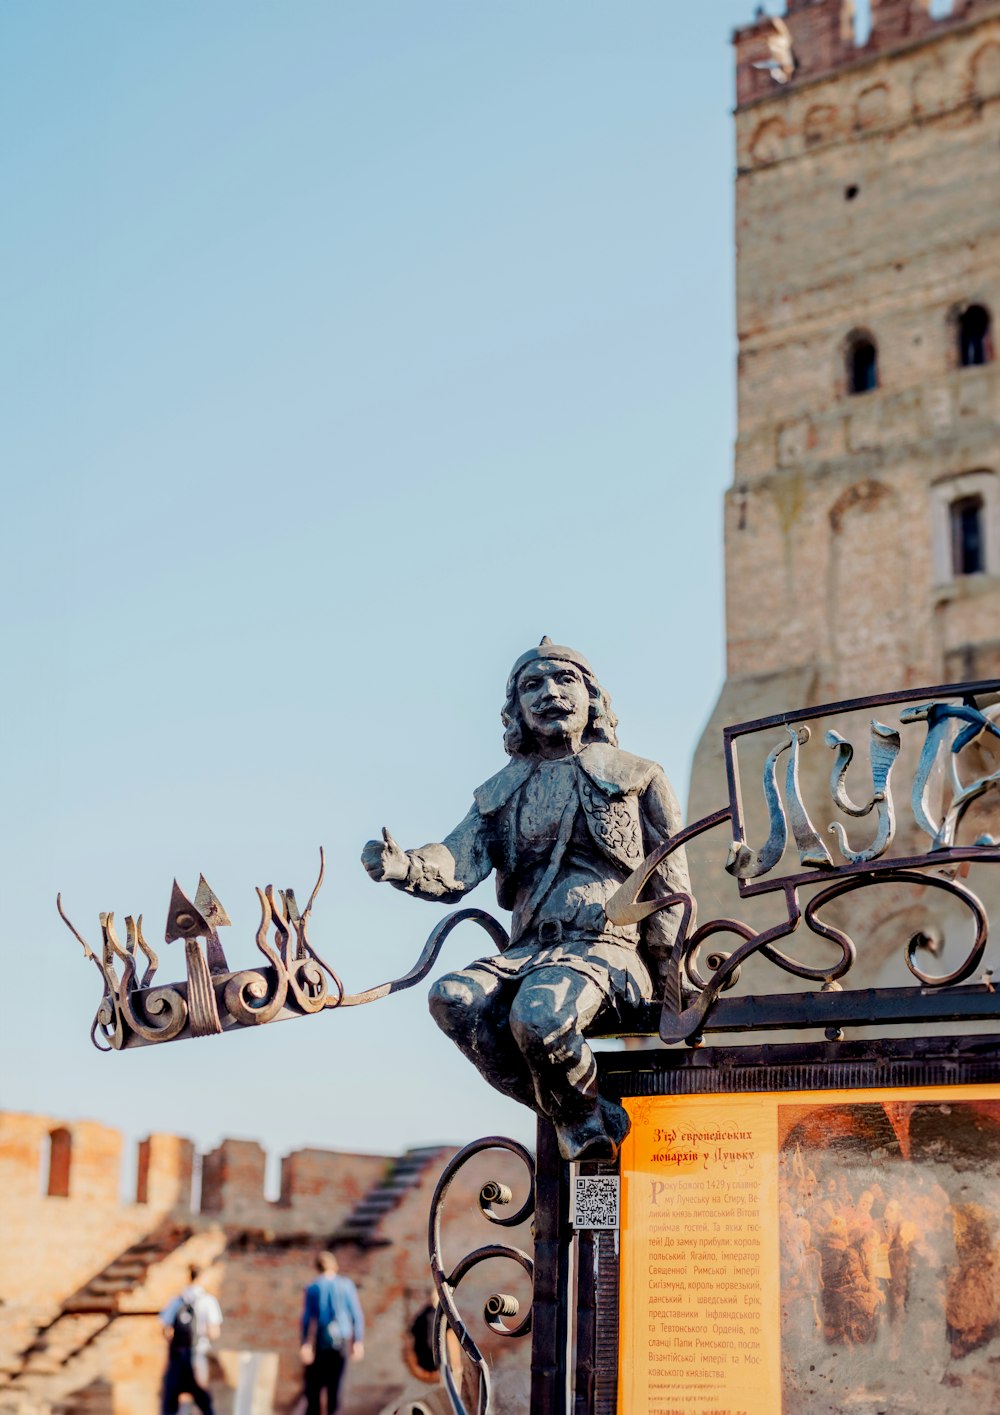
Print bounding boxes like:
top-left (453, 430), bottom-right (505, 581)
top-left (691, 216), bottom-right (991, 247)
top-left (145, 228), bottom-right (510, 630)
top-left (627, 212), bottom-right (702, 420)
top-left (427, 1137), bottom-right (535, 1415)
top-left (607, 804), bottom-right (999, 1044)
top-left (804, 869), bottom-right (990, 988)
top-left (60, 844), bottom-right (511, 1051)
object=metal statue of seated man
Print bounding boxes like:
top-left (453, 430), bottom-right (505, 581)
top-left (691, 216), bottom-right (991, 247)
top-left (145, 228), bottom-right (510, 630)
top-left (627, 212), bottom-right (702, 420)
top-left (361, 639), bottom-right (689, 1161)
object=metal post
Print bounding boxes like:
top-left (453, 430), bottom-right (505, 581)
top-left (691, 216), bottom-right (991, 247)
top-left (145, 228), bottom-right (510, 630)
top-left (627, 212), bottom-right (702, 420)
top-left (530, 1118), bottom-right (571, 1414)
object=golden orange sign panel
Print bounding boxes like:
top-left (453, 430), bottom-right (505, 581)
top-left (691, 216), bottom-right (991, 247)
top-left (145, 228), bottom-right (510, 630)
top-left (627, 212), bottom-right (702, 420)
top-left (618, 1084), bottom-right (1000, 1415)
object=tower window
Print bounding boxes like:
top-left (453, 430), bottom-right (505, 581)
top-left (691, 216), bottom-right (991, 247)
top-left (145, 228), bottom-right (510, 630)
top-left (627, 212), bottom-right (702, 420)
top-left (45, 1128), bottom-right (72, 1198)
top-left (847, 335), bottom-right (878, 395)
top-left (951, 495), bottom-right (985, 576)
top-left (932, 470), bottom-right (995, 586)
top-left (958, 304), bottom-right (992, 367)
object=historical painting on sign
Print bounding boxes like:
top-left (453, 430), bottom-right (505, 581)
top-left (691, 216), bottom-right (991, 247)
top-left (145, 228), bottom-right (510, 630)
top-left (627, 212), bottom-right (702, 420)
top-left (778, 1097), bottom-right (1000, 1414)
top-left (618, 1086), bottom-right (1000, 1415)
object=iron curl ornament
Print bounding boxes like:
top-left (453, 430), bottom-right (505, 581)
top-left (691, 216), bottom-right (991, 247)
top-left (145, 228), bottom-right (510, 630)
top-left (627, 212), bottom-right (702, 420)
top-left (426, 1137), bottom-right (535, 1415)
top-left (58, 849), bottom-right (509, 1052)
top-left (605, 678), bottom-right (1000, 1044)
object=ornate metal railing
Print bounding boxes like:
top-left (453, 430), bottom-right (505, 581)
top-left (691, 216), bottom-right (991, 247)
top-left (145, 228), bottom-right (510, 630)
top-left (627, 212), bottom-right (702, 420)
top-left (607, 678), bottom-right (1000, 1042)
top-left (426, 1137), bottom-right (535, 1415)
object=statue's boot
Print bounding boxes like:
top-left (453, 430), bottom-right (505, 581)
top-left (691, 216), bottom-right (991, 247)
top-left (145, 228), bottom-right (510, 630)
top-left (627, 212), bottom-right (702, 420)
top-left (555, 1109), bottom-right (615, 1162)
top-left (554, 1097), bottom-right (630, 1162)
top-left (599, 1096), bottom-right (631, 1148)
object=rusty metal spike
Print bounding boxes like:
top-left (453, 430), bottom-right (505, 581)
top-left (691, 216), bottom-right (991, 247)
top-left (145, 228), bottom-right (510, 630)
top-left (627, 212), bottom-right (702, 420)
top-left (194, 875), bottom-right (231, 931)
top-left (57, 894), bottom-right (95, 962)
top-left (135, 915), bottom-right (159, 988)
top-left (164, 880), bottom-right (210, 943)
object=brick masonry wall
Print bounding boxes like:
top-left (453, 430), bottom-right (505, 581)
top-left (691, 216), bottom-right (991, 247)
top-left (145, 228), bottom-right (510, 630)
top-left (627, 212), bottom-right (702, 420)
top-left (729, 13), bottom-right (1000, 683)
top-left (0, 1113), bottom-right (171, 1378)
top-left (279, 1147), bottom-right (389, 1230)
top-left (136, 1133), bottom-right (194, 1211)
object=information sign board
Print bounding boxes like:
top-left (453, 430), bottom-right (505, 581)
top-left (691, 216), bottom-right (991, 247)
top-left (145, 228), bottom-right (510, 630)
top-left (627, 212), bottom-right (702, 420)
top-left (617, 1081), bottom-right (1000, 1415)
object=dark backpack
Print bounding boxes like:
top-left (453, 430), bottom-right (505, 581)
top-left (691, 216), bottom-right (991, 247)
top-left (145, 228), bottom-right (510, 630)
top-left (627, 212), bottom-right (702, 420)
top-left (170, 1298), bottom-right (197, 1353)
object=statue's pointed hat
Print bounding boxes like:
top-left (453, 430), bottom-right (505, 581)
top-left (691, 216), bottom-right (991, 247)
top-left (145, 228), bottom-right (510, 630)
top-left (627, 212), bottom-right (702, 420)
top-left (506, 636), bottom-right (594, 696)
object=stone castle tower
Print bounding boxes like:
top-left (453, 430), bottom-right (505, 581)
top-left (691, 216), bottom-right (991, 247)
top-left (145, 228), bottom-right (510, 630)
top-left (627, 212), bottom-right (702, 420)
top-left (686, 0), bottom-right (1000, 985)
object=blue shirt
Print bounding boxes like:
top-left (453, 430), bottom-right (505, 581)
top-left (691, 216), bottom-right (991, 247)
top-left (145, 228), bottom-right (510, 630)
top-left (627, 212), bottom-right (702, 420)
top-left (301, 1274), bottom-right (365, 1347)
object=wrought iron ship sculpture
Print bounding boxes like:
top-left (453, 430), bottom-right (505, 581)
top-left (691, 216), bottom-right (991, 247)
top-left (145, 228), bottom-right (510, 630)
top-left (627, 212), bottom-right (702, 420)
top-left (59, 849), bottom-right (508, 1053)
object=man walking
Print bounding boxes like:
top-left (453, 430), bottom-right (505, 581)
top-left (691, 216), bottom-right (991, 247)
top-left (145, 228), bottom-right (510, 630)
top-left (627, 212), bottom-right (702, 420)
top-left (300, 1251), bottom-right (365, 1414)
top-left (159, 1264), bottom-right (223, 1414)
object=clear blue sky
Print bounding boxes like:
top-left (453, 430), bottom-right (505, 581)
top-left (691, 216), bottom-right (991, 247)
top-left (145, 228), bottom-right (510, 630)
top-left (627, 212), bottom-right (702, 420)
top-left (2, 1), bottom-right (769, 1180)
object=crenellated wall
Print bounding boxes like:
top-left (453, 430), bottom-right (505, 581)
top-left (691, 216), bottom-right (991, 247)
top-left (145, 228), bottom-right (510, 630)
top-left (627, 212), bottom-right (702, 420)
top-left (279, 1145), bottom-right (389, 1227)
top-left (0, 1113), bottom-right (157, 1316)
top-left (0, 1110), bottom-right (533, 1414)
top-left (136, 1133), bottom-right (195, 1210)
top-left (733, 0), bottom-right (1000, 109)
top-left (199, 1138), bottom-right (267, 1221)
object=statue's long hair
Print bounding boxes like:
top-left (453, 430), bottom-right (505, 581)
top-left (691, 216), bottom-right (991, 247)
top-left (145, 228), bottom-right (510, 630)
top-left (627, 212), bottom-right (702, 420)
top-left (501, 664), bottom-right (619, 757)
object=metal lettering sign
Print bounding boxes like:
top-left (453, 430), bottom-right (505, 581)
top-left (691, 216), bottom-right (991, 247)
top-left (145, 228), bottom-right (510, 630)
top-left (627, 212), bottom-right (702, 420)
top-left (606, 680), bottom-right (1000, 1045)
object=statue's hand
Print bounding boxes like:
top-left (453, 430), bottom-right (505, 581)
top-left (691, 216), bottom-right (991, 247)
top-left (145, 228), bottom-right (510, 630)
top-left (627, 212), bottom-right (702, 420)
top-left (361, 827), bottom-right (410, 884)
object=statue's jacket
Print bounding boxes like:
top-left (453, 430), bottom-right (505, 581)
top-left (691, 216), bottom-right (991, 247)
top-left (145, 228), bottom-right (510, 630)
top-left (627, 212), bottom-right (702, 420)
top-left (397, 744), bottom-right (690, 1003)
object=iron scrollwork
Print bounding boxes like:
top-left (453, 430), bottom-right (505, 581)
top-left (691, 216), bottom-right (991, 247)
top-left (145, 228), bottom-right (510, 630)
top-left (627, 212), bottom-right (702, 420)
top-left (606, 679), bottom-right (1000, 1044)
top-left (427, 1137), bottom-right (535, 1415)
top-left (59, 851), bottom-right (509, 1052)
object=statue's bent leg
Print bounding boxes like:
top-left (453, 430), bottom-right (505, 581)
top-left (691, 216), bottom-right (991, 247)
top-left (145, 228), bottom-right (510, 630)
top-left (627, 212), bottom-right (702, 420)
top-left (428, 966), bottom-right (536, 1110)
top-left (508, 967), bottom-right (629, 1161)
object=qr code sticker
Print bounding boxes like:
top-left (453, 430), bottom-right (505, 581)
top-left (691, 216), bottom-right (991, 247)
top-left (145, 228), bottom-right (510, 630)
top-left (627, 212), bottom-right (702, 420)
top-left (572, 1175), bottom-right (619, 1230)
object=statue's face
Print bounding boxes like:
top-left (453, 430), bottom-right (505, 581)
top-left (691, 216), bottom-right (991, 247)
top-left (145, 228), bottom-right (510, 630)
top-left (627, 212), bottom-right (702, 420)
top-left (516, 658), bottom-right (590, 745)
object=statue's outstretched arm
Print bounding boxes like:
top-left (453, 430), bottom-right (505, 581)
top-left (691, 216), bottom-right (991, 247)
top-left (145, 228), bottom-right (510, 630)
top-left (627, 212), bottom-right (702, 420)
top-left (361, 805), bottom-right (493, 905)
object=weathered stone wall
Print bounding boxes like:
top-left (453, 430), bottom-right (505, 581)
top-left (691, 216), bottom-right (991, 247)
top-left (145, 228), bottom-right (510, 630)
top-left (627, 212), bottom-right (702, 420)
top-left (688, 1), bottom-right (1000, 988)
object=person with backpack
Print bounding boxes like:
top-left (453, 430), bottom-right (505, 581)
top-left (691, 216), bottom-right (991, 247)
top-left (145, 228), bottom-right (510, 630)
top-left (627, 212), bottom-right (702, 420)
top-left (300, 1251), bottom-right (365, 1414)
top-left (159, 1263), bottom-right (223, 1414)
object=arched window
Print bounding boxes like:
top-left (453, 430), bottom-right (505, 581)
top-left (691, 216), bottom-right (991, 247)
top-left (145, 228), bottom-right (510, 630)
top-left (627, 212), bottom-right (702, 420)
top-left (46, 1127), bottom-right (72, 1198)
top-left (846, 333), bottom-right (878, 395)
top-left (958, 304), bottom-right (992, 368)
top-left (932, 470), bottom-right (996, 584)
top-left (951, 495), bottom-right (985, 575)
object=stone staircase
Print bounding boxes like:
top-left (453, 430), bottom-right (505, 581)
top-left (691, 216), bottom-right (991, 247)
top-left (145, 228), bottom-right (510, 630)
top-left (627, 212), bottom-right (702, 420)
top-left (51, 1377), bottom-right (113, 1415)
top-left (0, 1223), bottom-right (193, 1412)
top-left (329, 1147), bottom-right (447, 1248)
